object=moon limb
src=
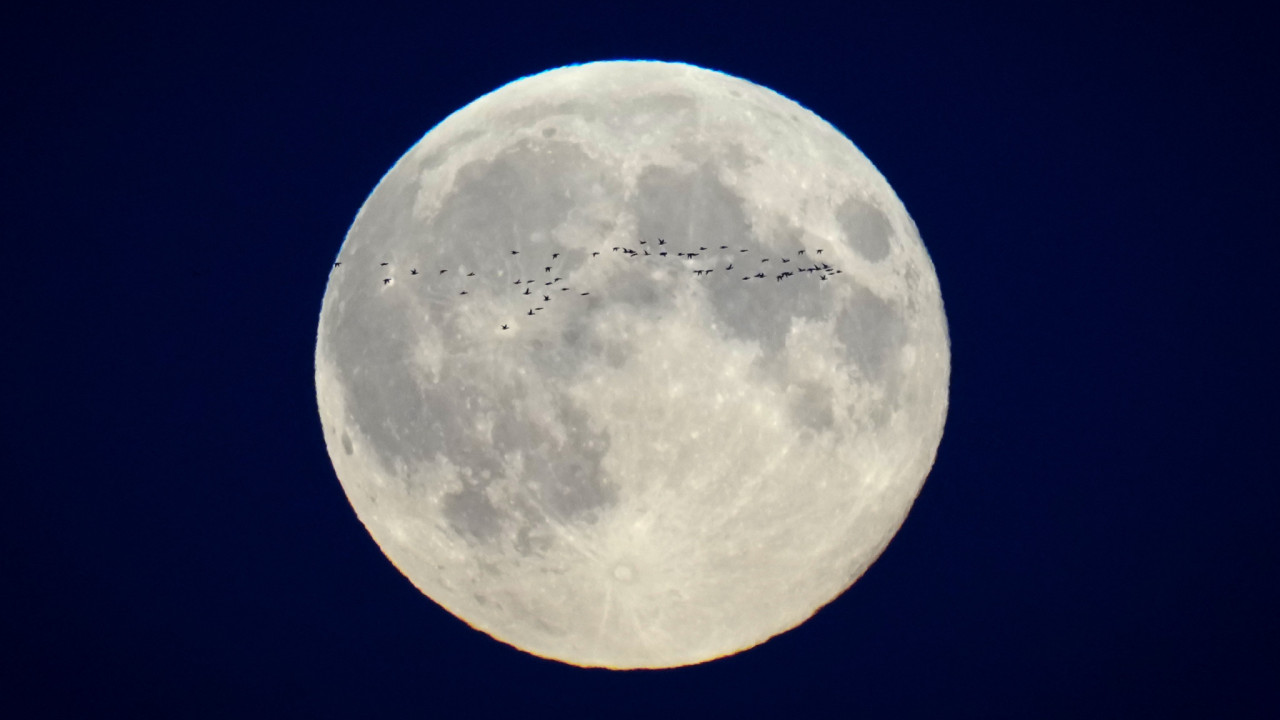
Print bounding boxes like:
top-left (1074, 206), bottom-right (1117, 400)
top-left (316, 61), bottom-right (949, 668)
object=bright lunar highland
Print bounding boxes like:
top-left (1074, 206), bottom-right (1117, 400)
top-left (315, 61), bottom-right (949, 669)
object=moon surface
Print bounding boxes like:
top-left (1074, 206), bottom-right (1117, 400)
top-left (315, 61), bottom-right (949, 669)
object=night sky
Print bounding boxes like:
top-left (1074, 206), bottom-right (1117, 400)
top-left (7, 2), bottom-right (1277, 717)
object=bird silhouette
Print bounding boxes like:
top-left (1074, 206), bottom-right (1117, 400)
top-left (816, 249), bottom-right (823, 254)
top-left (514, 279), bottom-right (522, 284)
top-left (658, 238), bottom-right (666, 245)
top-left (459, 290), bottom-right (468, 295)
top-left (380, 262), bottom-right (389, 266)
top-left (545, 267), bottom-right (551, 272)
top-left (524, 288), bottom-right (531, 295)
top-left (502, 324), bottom-right (509, 330)
top-left (761, 258), bottom-right (769, 263)
top-left (592, 251), bottom-right (600, 257)
top-left (699, 246), bottom-right (707, 251)
top-left (798, 250), bottom-right (806, 255)
top-left (439, 269), bottom-right (447, 275)
top-left (528, 309), bottom-right (534, 316)
top-left (467, 271), bottom-right (475, 277)
top-left (659, 251), bottom-right (668, 257)
top-left (782, 258), bottom-right (790, 263)
top-left (726, 263), bottom-right (733, 270)
top-left (755, 272), bottom-right (765, 278)
top-left (552, 253), bottom-right (560, 259)
top-left (333, 262), bottom-right (341, 267)
top-left (639, 240), bottom-right (646, 245)
top-left (410, 268), bottom-right (419, 275)
top-left (511, 250), bottom-right (519, 255)
top-left (580, 292), bottom-right (589, 296)
top-left (720, 245), bottom-right (728, 249)
top-left (543, 294), bottom-right (550, 301)
top-left (383, 278), bottom-right (391, 285)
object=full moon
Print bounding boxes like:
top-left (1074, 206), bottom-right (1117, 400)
top-left (315, 61), bottom-right (949, 669)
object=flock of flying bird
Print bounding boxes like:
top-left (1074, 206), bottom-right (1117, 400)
top-left (333, 237), bottom-right (843, 330)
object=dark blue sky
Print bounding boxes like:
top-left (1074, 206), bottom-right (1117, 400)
top-left (7, 2), bottom-right (1277, 717)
